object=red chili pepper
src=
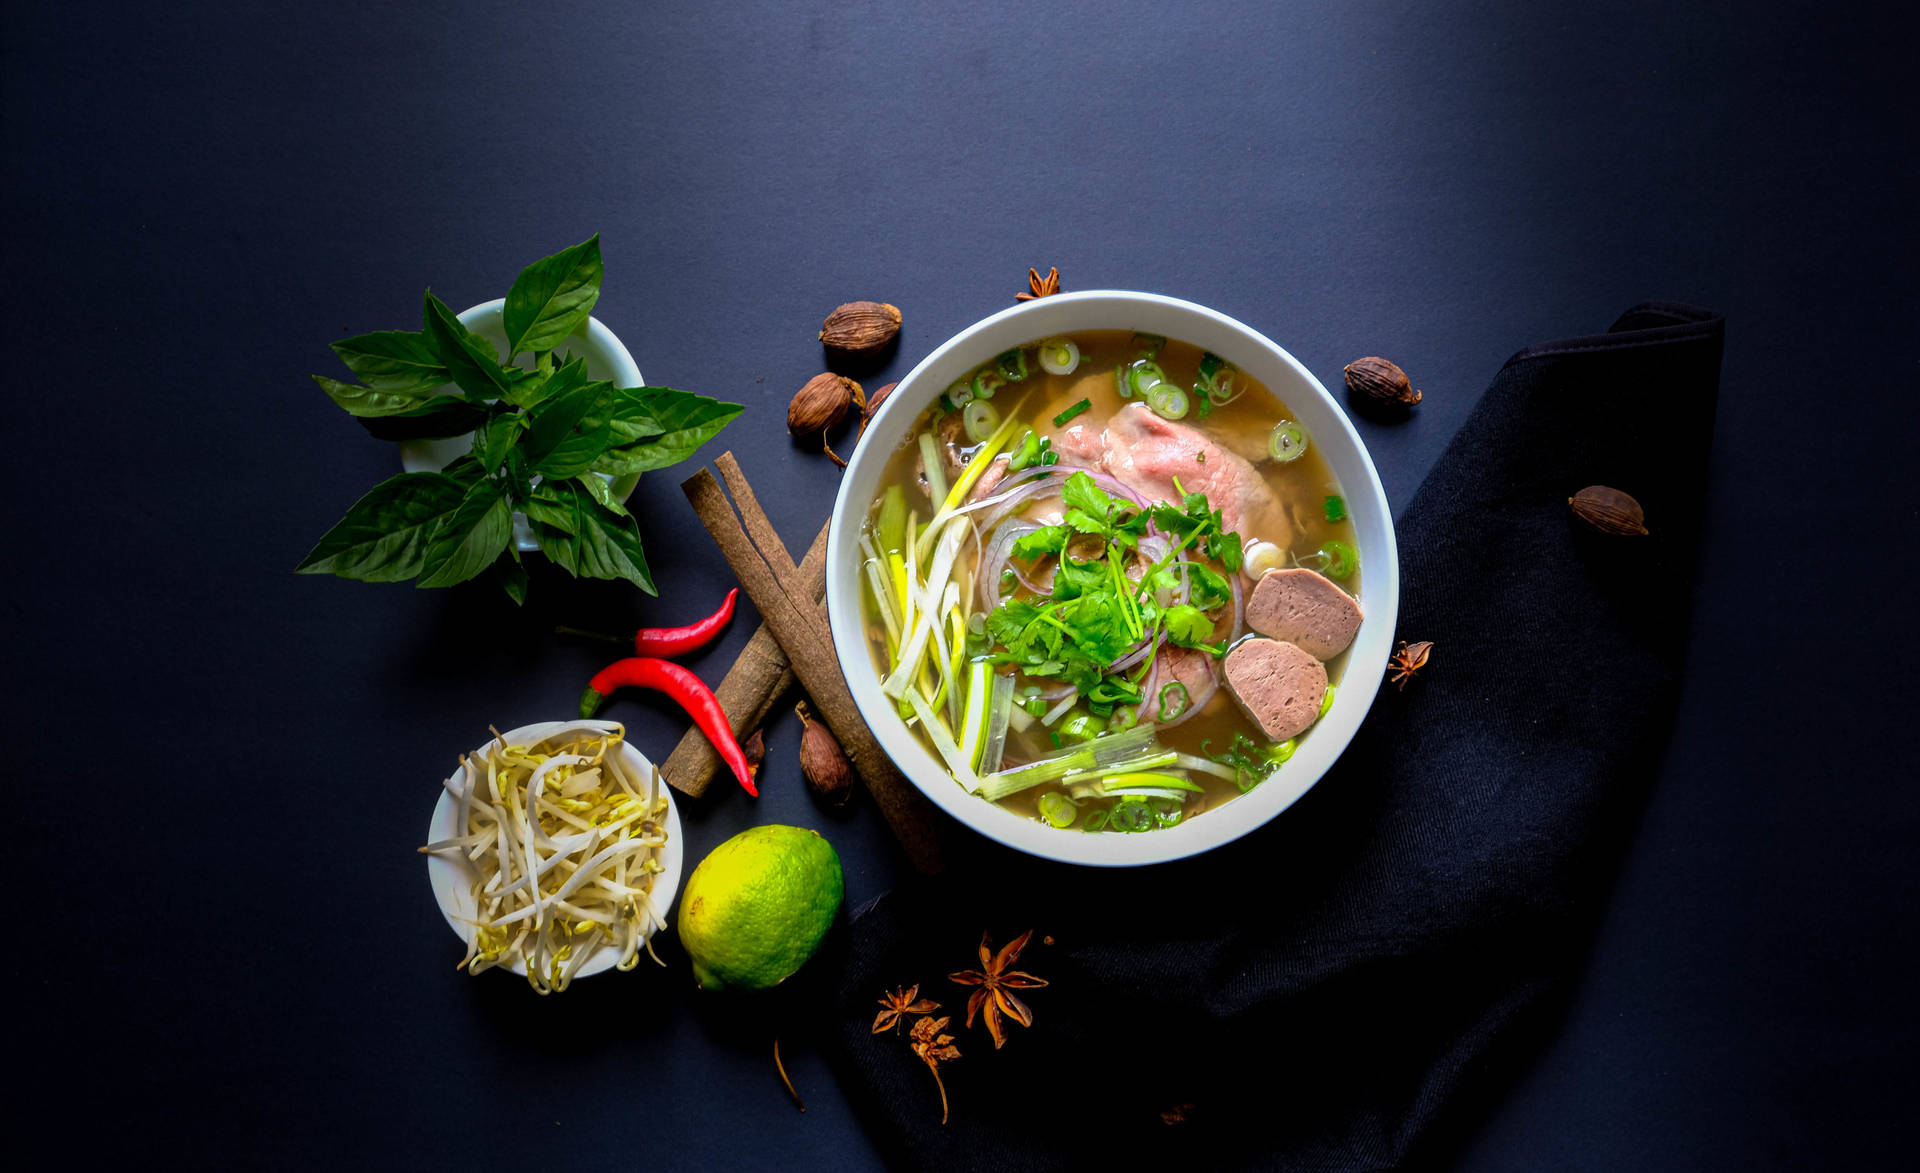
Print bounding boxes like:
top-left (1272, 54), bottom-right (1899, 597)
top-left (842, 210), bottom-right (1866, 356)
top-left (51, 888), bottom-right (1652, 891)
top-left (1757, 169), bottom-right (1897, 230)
top-left (579, 656), bottom-right (757, 796)
top-left (634, 588), bottom-right (737, 658)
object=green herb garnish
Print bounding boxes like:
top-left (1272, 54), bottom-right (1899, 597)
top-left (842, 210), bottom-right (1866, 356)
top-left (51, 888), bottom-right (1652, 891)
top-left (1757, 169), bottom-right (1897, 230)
top-left (1324, 495), bottom-right (1347, 523)
top-left (1052, 398), bottom-right (1091, 427)
top-left (985, 478), bottom-right (1241, 709)
top-left (1007, 429), bottom-right (1059, 472)
top-left (297, 236), bottom-right (742, 599)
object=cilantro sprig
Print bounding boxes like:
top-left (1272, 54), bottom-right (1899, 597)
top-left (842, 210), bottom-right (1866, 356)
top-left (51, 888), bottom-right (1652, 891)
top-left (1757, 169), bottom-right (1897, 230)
top-left (992, 472), bottom-right (1242, 715)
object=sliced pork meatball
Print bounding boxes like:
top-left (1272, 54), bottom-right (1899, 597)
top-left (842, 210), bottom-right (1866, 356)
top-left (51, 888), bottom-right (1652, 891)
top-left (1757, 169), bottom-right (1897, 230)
top-left (1243, 568), bottom-right (1363, 660)
top-left (1223, 638), bottom-right (1328, 742)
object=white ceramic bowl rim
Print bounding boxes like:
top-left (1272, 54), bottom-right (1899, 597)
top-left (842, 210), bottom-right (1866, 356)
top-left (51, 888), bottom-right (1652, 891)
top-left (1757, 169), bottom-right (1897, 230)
top-left (424, 719), bottom-right (683, 979)
top-left (825, 290), bottom-right (1400, 867)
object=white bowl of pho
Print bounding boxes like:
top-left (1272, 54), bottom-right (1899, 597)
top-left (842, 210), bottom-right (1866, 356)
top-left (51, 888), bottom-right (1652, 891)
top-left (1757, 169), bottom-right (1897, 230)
top-left (827, 292), bottom-right (1397, 866)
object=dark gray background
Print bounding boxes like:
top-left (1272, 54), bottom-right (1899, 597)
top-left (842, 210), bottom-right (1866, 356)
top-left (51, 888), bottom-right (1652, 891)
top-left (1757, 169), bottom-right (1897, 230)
top-left (5, 1), bottom-right (1914, 1168)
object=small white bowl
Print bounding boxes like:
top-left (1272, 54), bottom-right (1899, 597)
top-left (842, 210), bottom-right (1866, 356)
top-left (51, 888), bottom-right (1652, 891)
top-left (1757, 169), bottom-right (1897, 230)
top-left (399, 299), bottom-right (645, 552)
top-left (826, 291), bottom-right (1400, 867)
top-left (424, 720), bottom-right (684, 980)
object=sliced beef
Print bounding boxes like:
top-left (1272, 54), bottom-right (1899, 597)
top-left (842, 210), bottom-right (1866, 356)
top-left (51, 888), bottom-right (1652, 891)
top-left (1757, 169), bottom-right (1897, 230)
top-left (1051, 403), bottom-right (1288, 549)
top-left (1223, 638), bottom-right (1327, 742)
top-left (1243, 568), bottom-right (1363, 660)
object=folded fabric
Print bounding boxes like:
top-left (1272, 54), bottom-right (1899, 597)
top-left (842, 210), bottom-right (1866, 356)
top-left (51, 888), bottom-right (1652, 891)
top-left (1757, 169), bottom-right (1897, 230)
top-left (826, 304), bottom-right (1724, 1171)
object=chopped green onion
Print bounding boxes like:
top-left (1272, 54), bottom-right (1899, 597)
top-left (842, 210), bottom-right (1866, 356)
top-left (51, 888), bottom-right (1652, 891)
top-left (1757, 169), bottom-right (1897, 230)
top-left (1130, 332), bottom-right (1167, 358)
top-left (1060, 713), bottom-right (1105, 742)
top-left (1147, 384), bottom-right (1190, 420)
top-left (972, 369), bottom-right (1005, 400)
top-left (1083, 809), bottom-right (1110, 832)
top-left (997, 349), bottom-right (1030, 382)
top-left (1102, 771), bottom-right (1203, 794)
top-left (1108, 800), bottom-right (1154, 832)
top-left (1008, 429), bottom-right (1054, 472)
top-left (1269, 421), bottom-right (1308, 462)
top-left (1156, 681), bottom-right (1190, 722)
top-left (1272, 737), bottom-right (1297, 763)
top-left (945, 379), bottom-right (974, 408)
top-left (918, 432), bottom-right (949, 508)
top-left (962, 399), bottom-right (1001, 443)
top-left (1318, 683), bottom-right (1337, 717)
top-left (1123, 360), bottom-right (1168, 400)
top-left (1037, 338), bottom-right (1081, 376)
top-left (1022, 696), bottom-right (1047, 717)
top-left (1243, 540), bottom-right (1287, 579)
top-left (1037, 792), bottom-right (1077, 828)
top-left (1315, 539), bottom-right (1358, 579)
top-left (1052, 398), bottom-right (1092, 427)
top-left (877, 485), bottom-right (907, 553)
top-left (1324, 495), bottom-right (1347, 523)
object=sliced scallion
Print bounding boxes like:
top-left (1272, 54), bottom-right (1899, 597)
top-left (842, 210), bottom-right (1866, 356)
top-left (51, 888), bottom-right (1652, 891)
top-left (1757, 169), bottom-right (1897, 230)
top-left (997, 349), bottom-right (1030, 382)
top-left (1036, 338), bottom-right (1080, 376)
top-left (1147, 384), bottom-right (1190, 420)
top-left (1052, 398), bottom-right (1092, 427)
top-left (1269, 420), bottom-right (1308, 462)
top-left (1037, 792), bottom-right (1077, 828)
top-left (962, 399), bottom-right (1001, 443)
top-left (972, 369), bottom-right (1005, 400)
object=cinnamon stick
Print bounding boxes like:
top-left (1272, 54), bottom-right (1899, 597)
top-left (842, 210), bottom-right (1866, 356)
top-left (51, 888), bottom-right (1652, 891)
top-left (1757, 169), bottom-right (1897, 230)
top-left (682, 461), bottom-right (945, 874)
top-left (658, 520), bottom-right (829, 797)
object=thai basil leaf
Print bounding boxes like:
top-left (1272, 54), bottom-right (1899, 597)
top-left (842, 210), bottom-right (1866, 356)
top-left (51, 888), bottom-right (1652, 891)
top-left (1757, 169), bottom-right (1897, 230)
top-left (294, 472), bottom-right (468, 582)
top-left (354, 397), bottom-right (490, 441)
top-left (574, 472), bottom-right (631, 518)
top-left (590, 387), bottom-right (744, 476)
top-left (417, 477), bottom-right (513, 588)
top-left (312, 375), bottom-right (444, 419)
top-left (328, 330), bottom-right (447, 391)
top-left (476, 413), bottom-right (524, 476)
top-left (524, 480), bottom-right (654, 594)
top-left (423, 290), bottom-right (513, 401)
top-left (502, 234), bottom-right (602, 359)
top-left (491, 556), bottom-right (529, 606)
top-left (522, 377), bottom-right (614, 478)
top-left (501, 354), bottom-right (586, 410)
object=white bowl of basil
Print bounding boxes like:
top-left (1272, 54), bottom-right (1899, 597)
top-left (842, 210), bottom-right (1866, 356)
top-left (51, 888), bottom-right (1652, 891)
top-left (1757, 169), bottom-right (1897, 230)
top-left (400, 298), bottom-right (645, 552)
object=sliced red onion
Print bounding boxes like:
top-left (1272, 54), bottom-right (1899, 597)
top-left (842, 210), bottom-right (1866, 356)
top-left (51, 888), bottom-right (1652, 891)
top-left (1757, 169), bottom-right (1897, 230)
top-left (978, 518), bottom-right (1039, 606)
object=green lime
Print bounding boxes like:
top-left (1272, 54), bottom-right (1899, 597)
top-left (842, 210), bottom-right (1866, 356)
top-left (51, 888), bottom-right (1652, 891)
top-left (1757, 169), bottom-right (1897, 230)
top-left (677, 825), bottom-right (844, 991)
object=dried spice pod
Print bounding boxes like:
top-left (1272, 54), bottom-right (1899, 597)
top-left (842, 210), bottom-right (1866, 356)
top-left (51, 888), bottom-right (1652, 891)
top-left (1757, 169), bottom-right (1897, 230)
top-left (860, 381), bottom-right (897, 437)
top-left (1388, 640), bottom-right (1433, 690)
top-left (796, 699), bottom-right (854, 806)
top-left (820, 301), bottom-right (902, 355)
top-left (789, 373), bottom-right (863, 466)
top-left (1015, 266), bottom-right (1061, 301)
top-left (1568, 485), bottom-right (1649, 535)
top-left (1344, 356), bottom-right (1422, 406)
top-left (788, 372), bottom-right (859, 434)
top-left (740, 728), bottom-right (766, 775)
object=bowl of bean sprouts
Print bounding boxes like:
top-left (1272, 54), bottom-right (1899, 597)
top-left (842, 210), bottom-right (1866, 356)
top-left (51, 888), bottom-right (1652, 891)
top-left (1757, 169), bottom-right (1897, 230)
top-left (422, 719), bottom-right (683, 994)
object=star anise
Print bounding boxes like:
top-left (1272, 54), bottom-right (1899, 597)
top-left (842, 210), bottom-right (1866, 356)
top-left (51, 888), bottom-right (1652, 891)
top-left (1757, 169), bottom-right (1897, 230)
top-left (873, 984), bottom-right (940, 1034)
top-left (1388, 640), bottom-right (1433, 690)
top-left (949, 930), bottom-right (1048, 1049)
top-left (1015, 266), bottom-right (1061, 301)
top-left (908, 1014), bottom-right (962, 1124)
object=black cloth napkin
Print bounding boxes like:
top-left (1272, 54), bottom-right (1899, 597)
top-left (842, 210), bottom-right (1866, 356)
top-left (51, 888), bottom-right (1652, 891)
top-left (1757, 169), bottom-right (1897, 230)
top-left (824, 304), bottom-right (1725, 1171)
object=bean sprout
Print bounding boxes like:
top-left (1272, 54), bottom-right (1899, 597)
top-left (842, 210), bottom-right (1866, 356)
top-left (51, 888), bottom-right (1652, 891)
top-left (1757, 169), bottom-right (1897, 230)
top-left (420, 723), bottom-right (670, 994)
